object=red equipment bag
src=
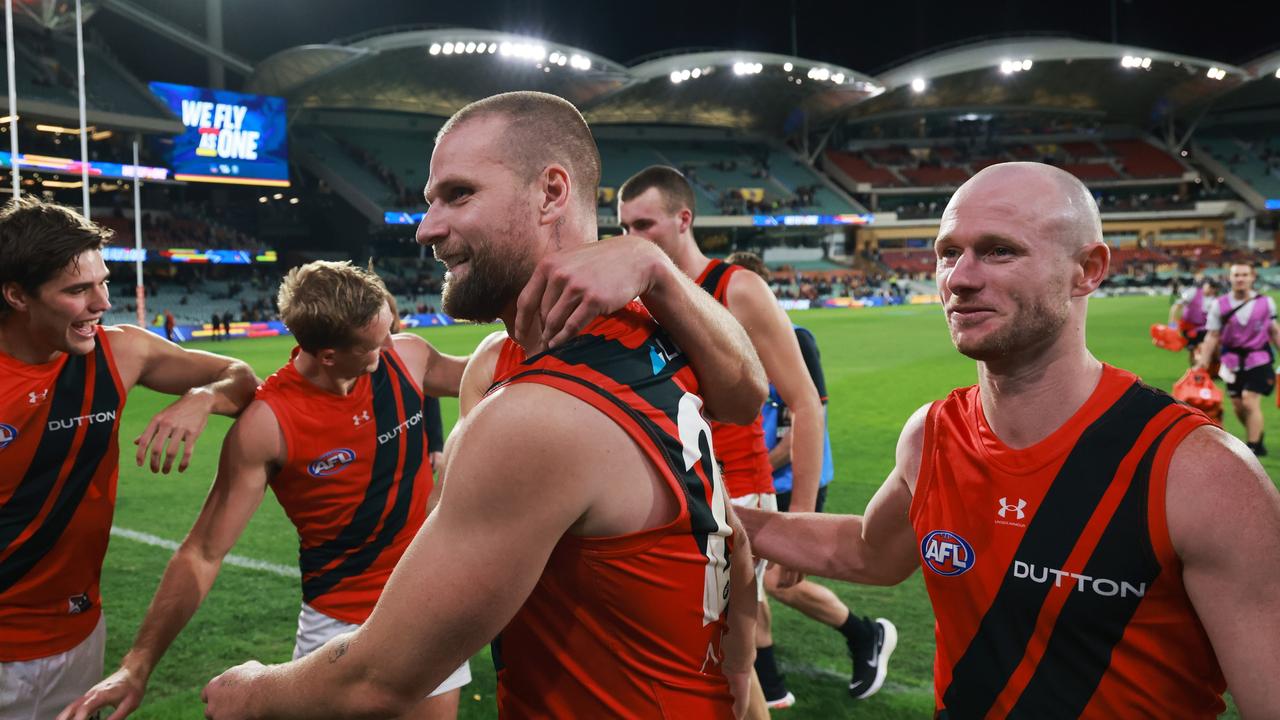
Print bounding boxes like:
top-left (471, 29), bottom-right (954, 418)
top-left (1150, 323), bottom-right (1187, 352)
top-left (1173, 368), bottom-right (1223, 425)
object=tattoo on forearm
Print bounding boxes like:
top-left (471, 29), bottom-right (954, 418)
top-left (327, 639), bottom-right (349, 663)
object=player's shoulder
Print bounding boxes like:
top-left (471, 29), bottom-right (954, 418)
top-left (896, 402), bottom-right (933, 492)
top-left (465, 382), bottom-right (620, 467)
top-left (226, 398), bottom-right (286, 462)
top-left (1168, 424), bottom-right (1264, 494)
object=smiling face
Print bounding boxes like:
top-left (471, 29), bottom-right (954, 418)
top-left (416, 115), bottom-right (540, 322)
top-left (1228, 264), bottom-right (1255, 296)
top-left (10, 248), bottom-right (112, 358)
top-left (934, 164), bottom-right (1100, 363)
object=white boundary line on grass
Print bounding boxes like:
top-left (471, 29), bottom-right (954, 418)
top-left (110, 526), bottom-right (300, 578)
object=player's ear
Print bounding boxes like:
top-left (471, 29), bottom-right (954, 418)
top-left (537, 164), bottom-right (572, 227)
top-left (316, 348), bottom-right (338, 366)
top-left (1, 281), bottom-right (30, 312)
top-left (1071, 242), bottom-right (1109, 297)
top-left (678, 208), bottom-right (693, 234)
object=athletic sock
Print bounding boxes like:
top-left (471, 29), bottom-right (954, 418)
top-left (754, 645), bottom-right (788, 700)
top-left (837, 612), bottom-right (873, 651)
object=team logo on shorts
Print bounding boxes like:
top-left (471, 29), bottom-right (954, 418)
top-left (308, 448), bottom-right (356, 477)
top-left (0, 423), bottom-right (17, 451)
top-left (921, 530), bottom-right (975, 577)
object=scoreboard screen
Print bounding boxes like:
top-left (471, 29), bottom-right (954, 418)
top-left (149, 82), bottom-right (289, 188)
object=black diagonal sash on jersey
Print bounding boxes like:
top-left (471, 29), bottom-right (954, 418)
top-left (936, 382), bottom-right (1174, 720)
top-left (0, 345), bottom-right (120, 593)
top-left (1007, 415), bottom-right (1189, 718)
top-left (494, 329), bottom-right (722, 556)
top-left (697, 260), bottom-right (731, 299)
top-left (302, 355), bottom-right (425, 601)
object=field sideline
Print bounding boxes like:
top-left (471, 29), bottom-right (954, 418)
top-left (98, 295), bottom-right (1271, 718)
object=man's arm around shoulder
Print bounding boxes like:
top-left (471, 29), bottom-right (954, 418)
top-left (58, 401), bottom-right (280, 720)
top-left (1167, 425), bottom-right (1280, 717)
top-left (201, 384), bottom-right (618, 719)
top-left (739, 403), bottom-right (928, 586)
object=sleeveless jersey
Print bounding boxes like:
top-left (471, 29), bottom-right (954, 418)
top-left (256, 347), bottom-right (432, 625)
top-left (911, 364), bottom-right (1226, 719)
top-left (0, 327), bottom-right (126, 661)
top-left (694, 258), bottom-right (775, 498)
top-left (489, 302), bottom-right (735, 719)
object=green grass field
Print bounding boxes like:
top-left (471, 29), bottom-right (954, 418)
top-left (99, 295), bottom-right (1274, 718)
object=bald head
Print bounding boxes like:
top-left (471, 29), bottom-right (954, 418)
top-left (946, 162), bottom-right (1102, 255)
top-left (436, 91), bottom-right (601, 211)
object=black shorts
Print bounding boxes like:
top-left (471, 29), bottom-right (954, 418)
top-left (775, 485), bottom-right (827, 513)
top-left (1228, 364), bottom-right (1276, 398)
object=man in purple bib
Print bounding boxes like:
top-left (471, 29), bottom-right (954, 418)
top-left (1198, 263), bottom-right (1280, 455)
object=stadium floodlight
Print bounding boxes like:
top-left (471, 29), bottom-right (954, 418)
top-left (832, 72), bottom-right (845, 84)
top-left (289, 197), bottom-right (299, 205)
top-left (258, 196), bottom-right (267, 203)
top-left (691, 68), bottom-right (701, 79)
top-left (1275, 67), bottom-right (1280, 78)
top-left (1140, 57), bottom-right (1151, 69)
top-left (911, 77), bottom-right (927, 93)
top-left (488, 43), bottom-right (498, 53)
top-left (1000, 60), bottom-right (1015, 74)
top-left (670, 70), bottom-right (682, 84)
top-left (273, 192), bottom-right (283, 200)
top-left (1021, 59), bottom-right (1033, 71)
top-left (442, 42), bottom-right (454, 55)
top-left (499, 42), bottom-right (512, 56)
top-left (429, 43), bottom-right (441, 56)
top-left (783, 62), bottom-right (793, 72)
top-left (570, 54), bottom-right (590, 70)
top-left (465, 42), bottom-right (477, 54)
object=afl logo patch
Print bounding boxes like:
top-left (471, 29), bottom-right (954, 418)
top-left (921, 530), bottom-right (975, 577)
top-left (308, 448), bottom-right (356, 477)
top-left (0, 423), bottom-right (17, 450)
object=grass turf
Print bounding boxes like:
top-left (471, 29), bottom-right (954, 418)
top-left (98, 294), bottom-right (1271, 718)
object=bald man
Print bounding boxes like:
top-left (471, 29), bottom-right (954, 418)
top-left (739, 162), bottom-right (1280, 718)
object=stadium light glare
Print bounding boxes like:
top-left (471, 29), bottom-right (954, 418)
top-left (1275, 67), bottom-right (1280, 78)
top-left (549, 52), bottom-right (560, 63)
top-left (1181, 150), bottom-right (1189, 157)
top-left (258, 196), bottom-right (267, 203)
top-left (1140, 57), bottom-right (1151, 69)
top-left (1021, 59), bottom-right (1033, 71)
top-left (442, 42), bottom-right (454, 55)
top-left (783, 62), bottom-right (793, 72)
top-left (680, 69), bottom-right (691, 81)
top-left (487, 43), bottom-right (497, 53)
top-left (273, 193), bottom-right (283, 200)
top-left (911, 77), bottom-right (926, 93)
top-left (832, 72), bottom-right (845, 84)
top-left (289, 198), bottom-right (299, 205)
top-left (465, 42), bottom-right (477, 54)
top-left (1207, 67), bottom-right (1226, 80)
top-left (499, 42), bottom-right (512, 56)
top-left (670, 71), bottom-right (682, 84)
top-left (429, 43), bottom-right (441, 55)
top-left (691, 68), bottom-right (701, 79)
top-left (1000, 60), bottom-right (1015, 74)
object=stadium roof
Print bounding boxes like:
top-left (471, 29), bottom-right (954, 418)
top-left (839, 37), bottom-right (1250, 128)
top-left (582, 50), bottom-right (879, 135)
top-left (246, 26), bottom-right (629, 116)
top-left (248, 28), bottom-right (878, 136)
top-left (1206, 49), bottom-right (1280, 118)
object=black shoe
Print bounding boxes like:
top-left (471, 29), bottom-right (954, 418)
top-left (848, 618), bottom-right (897, 699)
top-left (1256, 443), bottom-right (1268, 457)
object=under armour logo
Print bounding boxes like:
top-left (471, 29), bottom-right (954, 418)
top-left (998, 497), bottom-right (1027, 520)
top-left (28, 389), bottom-right (48, 405)
top-left (353, 411), bottom-right (371, 427)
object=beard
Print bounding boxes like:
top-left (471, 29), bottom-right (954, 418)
top-left (440, 221), bottom-right (537, 323)
top-left (949, 293), bottom-right (1070, 363)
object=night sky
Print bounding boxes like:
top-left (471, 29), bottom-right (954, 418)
top-left (89, 0), bottom-right (1277, 91)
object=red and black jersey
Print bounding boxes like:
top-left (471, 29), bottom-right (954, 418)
top-left (0, 327), bottom-right (126, 661)
top-left (489, 301), bottom-right (736, 719)
top-left (695, 258), bottom-right (774, 498)
top-left (911, 364), bottom-right (1226, 719)
top-left (256, 347), bottom-right (432, 624)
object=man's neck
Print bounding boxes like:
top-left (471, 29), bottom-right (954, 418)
top-left (293, 351), bottom-right (361, 396)
top-left (1233, 288), bottom-right (1254, 301)
top-left (0, 318), bottom-right (60, 365)
top-left (976, 335), bottom-right (1103, 450)
top-left (671, 235), bottom-right (711, 280)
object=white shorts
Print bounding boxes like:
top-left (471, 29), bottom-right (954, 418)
top-left (293, 603), bottom-right (470, 697)
top-left (730, 493), bottom-right (777, 602)
top-left (0, 615), bottom-right (105, 720)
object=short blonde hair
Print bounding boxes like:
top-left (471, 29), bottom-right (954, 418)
top-left (278, 260), bottom-right (389, 353)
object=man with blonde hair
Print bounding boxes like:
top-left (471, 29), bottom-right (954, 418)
top-left (201, 91), bottom-right (767, 719)
top-left (62, 260), bottom-right (472, 720)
